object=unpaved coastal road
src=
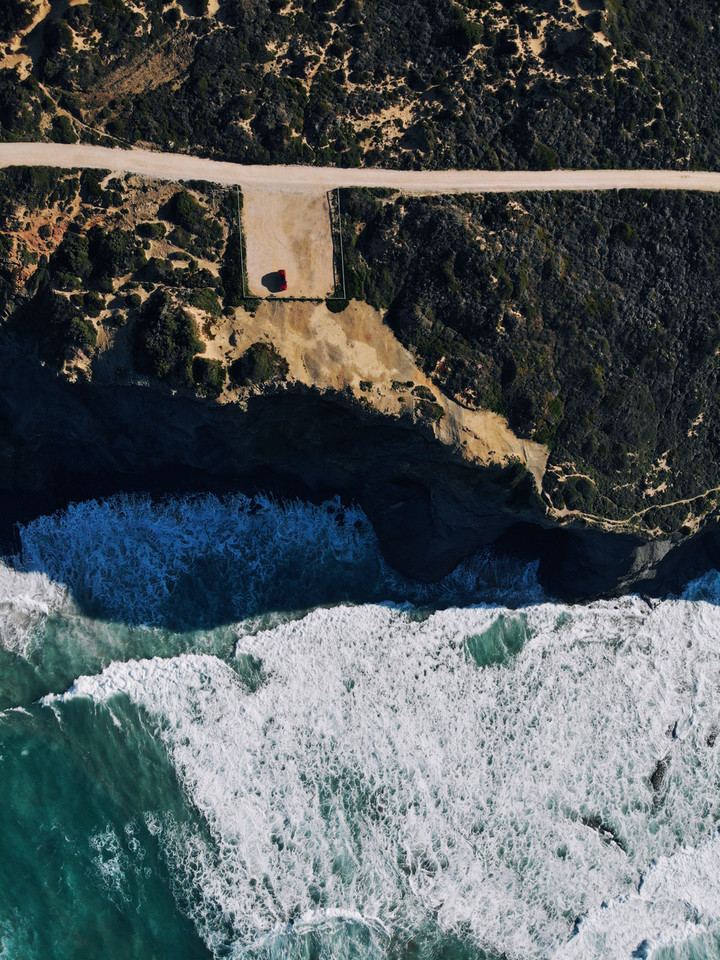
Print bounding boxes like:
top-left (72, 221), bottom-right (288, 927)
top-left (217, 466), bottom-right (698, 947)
top-left (2, 142), bottom-right (720, 193)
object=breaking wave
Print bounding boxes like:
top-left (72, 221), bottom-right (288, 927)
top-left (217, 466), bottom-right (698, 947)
top-left (48, 592), bottom-right (720, 960)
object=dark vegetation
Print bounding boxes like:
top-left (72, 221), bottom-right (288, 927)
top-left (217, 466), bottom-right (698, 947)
top-left (0, 166), bottom-right (75, 214)
top-left (2, 0), bottom-right (720, 170)
top-left (326, 298), bottom-right (350, 313)
top-left (229, 342), bottom-right (289, 386)
top-left (342, 187), bottom-right (720, 526)
top-left (221, 234), bottom-right (247, 307)
top-left (0, 1), bottom-right (30, 44)
top-left (162, 189), bottom-right (224, 258)
top-left (192, 356), bottom-right (226, 396)
top-left (135, 290), bottom-right (204, 386)
top-left (0, 170), bottom-right (243, 397)
top-left (29, 287), bottom-right (98, 362)
top-left (49, 223), bottom-right (145, 293)
top-left (50, 114), bottom-right (78, 144)
top-left (0, 70), bottom-right (52, 142)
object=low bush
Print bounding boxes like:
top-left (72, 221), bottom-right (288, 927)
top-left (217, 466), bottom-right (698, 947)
top-left (137, 222), bottom-right (167, 239)
top-left (190, 287), bottom-right (221, 316)
top-left (326, 298), bottom-right (350, 313)
top-left (229, 341), bottom-right (289, 385)
top-left (192, 356), bottom-right (226, 396)
top-left (221, 233), bottom-right (246, 307)
top-left (135, 291), bottom-right (204, 385)
top-left (49, 115), bottom-right (77, 144)
top-left (415, 398), bottom-right (446, 422)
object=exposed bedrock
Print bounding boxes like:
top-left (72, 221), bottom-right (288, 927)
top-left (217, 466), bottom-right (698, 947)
top-left (0, 339), bottom-right (717, 602)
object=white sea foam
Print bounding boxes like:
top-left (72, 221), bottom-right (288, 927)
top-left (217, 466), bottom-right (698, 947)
top-left (557, 832), bottom-right (720, 958)
top-left (89, 826), bottom-right (130, 905)
top-left (13, 492), bottom-right (542, 628)
top-left (14, 494), bottom-right (382, 626)
top-left (0, 560), bottom-right (69, 655)
top-left (49, 593), bottom-right (720, 959)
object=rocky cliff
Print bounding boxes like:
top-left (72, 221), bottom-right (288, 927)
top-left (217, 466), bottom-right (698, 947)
top-left (2, 333), bottom-right (718, 602)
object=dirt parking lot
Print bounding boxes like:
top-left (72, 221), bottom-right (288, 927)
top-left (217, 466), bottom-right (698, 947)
top-left (242, 187), bottom-right (336, 299)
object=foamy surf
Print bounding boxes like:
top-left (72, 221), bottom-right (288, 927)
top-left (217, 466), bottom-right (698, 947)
top-left (0, 561), bottom-right (69, 655)
top-left (11, 492), bottom-right (543, 629)
top-left (47, 593), bottom-right (720, 959)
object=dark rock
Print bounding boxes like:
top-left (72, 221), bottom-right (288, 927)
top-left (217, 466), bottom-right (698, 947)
top-left (1, 333), bottom-right (720, 601)
top-left (650, 755), bottom-right (669, 793)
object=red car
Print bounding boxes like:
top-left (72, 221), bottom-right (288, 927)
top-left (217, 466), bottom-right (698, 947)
top-left (278, 269), bottom-right (287, 291)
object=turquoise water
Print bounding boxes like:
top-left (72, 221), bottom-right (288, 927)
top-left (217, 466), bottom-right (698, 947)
top-left (3, 493), bottom-right (720, 959)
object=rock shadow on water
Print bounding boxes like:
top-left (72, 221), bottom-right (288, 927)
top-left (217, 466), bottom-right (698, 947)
top-left (9, 491), bottom-right (547, 633)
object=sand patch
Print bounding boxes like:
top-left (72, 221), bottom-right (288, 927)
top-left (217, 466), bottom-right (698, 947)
top-left (196, 299), bottom-right (548, 487)
top-left (242, 187), bottom-right (335, 299)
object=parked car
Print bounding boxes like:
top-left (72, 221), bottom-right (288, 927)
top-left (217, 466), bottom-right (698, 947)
top-left (278, 269), bottom-right (287, 291)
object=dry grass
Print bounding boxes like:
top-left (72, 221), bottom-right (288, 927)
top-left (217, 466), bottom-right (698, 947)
top-left (86, 35), bottom-right (195, 108)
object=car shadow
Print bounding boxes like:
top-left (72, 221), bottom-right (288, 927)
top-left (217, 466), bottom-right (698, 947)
top-left (261, 272), bottom-right (284, 293)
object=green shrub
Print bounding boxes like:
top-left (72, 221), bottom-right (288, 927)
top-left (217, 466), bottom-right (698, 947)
top-left (87, 225), bottom-right (142, 279)
top-left (221, 234), bottom-right (246, 307)
top-left (83, 291), bottom-right (104, 317)
top-left (415, 398), bottom-right (446, 422)
top-left (190, 287), bottom-right (221, 316)
top-left (137, 222), bottom-right (167, 239)
top-left (31, 290), bottom-right (97, 364)
top-left (192, 356), bottom-right (226, 396)
top-left (0, 1), bottom-right (32, 44)
top-left (50, 115), bottom-right (78, 144)
top-left (135, 291), bottom-right (204, 385)
top-left (53, 231), bottom-right (92, 279)
top-left (170, 190), bottom-right (205, 232)
top-left (229, 341), bottom-right (289, 385)
top-left (82, 172), bottom-right (104, 204)
top-left (447, 9), bottom-right (483, 52)
top-left (610, 221), bottom-right (637, 244)
top-left (68, 316), bottom-right (98, 351)
top-left (326, 298), bottom-right (350, 312)
top-left (165, 189), bottom-right (223, 255)
top-left (530, 142), bottom-right (559, 171)
top-left (412, 384), bottom-right (436, 401)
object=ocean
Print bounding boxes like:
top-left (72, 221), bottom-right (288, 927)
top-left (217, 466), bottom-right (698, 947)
top-left (2, 492), bottom-right (720, 960)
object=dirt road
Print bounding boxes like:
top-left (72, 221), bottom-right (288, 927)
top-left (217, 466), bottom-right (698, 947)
top-left (2, 142), bottom-right (720, 194)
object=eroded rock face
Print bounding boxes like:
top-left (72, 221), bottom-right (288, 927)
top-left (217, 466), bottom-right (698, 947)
top-left (0, 336), bottom-right (542, 574)
top-left (0, 336), bottom-right (716, 602)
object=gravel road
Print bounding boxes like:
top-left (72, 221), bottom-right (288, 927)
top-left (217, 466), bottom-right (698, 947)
top-left (2, 143), bottom-right (720, 193)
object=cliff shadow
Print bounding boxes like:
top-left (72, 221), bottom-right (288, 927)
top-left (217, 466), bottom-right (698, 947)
top-left (0, 342), bottom-right (552, 630)
top-left (2, 339), bottom-right (715, 633)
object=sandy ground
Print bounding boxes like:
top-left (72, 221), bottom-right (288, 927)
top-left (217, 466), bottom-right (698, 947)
top-left (196, 298), bottom-right (549, 487)
top-left (2, 143), bottom-right (720, 194)
top-left (243, 188), bottom-right (335, 299)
